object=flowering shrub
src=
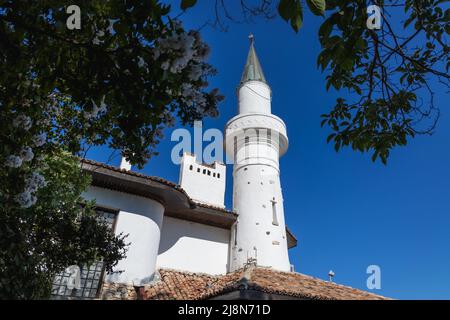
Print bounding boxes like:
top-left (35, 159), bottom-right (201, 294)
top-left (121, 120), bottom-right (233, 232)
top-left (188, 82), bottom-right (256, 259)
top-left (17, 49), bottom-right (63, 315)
top-left (0, 1), bottom-right (222, 298)
top-left (0, 151), bottom-right (128, 299)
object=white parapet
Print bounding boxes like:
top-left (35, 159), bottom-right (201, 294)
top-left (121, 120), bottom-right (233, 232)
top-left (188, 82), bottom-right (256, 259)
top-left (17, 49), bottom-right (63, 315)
top-left (179, 152), bottom-right (226, 208)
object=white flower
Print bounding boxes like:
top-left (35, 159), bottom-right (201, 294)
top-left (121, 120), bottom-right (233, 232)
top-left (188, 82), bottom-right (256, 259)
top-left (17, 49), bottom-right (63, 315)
top-left (13, 115), bottom-right (32, 130)
top-left (25, 172), bottom-right (47, 192)
top-left (137, 56), bottom-right (146, 68)
top-left (93, 30), bottom-right (105, 45)
top-left (15, 191), bottom-right (37, 208)
top-left (188, 64), bottom-right (203, 81)
top-left (155, 30), bottom-right (198, 74)
top-left (5, 155), bottom-right (23, 168)
top-left (161, 61), bottom-right (170, 70)
top-left (33, 133), bottom-right (47, 147)
top-left (180, 83), bottom-right (194, 97)
top-left (20, 147), bottom-right (34, 162)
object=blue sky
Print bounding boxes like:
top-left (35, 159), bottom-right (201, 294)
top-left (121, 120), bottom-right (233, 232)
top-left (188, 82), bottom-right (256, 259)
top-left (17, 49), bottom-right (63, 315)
top-left (88, 2), bottom-right (450, 299)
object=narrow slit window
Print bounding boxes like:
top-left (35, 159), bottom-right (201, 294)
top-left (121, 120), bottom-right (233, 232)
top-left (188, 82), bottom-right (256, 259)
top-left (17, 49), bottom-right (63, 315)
top-left (271, 200), bottom-right (279, 226)
top-left (189, 165), bottom-right (193, 170)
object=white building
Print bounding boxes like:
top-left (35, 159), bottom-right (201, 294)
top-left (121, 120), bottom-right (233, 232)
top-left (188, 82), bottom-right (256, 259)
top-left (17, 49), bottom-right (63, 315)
top-left (51, 38), bottom-right (387, 301)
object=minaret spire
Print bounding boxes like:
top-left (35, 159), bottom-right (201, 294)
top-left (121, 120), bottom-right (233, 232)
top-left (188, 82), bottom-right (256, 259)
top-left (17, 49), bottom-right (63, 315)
top-left (240, 34), bottom-right (267, 85)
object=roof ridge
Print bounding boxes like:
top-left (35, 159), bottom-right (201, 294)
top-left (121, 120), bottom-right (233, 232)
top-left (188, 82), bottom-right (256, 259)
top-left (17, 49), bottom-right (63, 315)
top-left (80, 158), bottom-right (235, 215)
top-left (142, 267), bottom-right (390, 300)
top-left (157, 267), bottom-right (223, 279)
top-left (249, 267), bottom-right (390, 299)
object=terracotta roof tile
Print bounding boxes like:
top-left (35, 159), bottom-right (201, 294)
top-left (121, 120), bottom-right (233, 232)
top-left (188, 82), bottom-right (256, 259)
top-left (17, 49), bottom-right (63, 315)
top-left (141, 267), bottom-right (390, 300)
top-left (81, 158), bottom-right (181, 188)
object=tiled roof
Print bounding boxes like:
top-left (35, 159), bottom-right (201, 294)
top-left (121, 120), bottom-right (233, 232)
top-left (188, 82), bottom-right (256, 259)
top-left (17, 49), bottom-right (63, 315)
top-left (82, 158), bottom-right (180, 188)
top-left (142, 267), bottom-right (390, 300)
top-left (80, 158), bottom-right (234, 215)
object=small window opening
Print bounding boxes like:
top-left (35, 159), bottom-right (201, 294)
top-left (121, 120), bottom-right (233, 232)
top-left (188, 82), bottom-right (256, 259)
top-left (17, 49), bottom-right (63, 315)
top-left (271, 200), bottom-right (279, 226)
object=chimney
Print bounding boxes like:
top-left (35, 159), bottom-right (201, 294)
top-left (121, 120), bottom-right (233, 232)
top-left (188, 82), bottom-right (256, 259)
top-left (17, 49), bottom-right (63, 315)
top-left (328, 270), bottom-right (335, 282)
top-left (120, 156), bottom-right (132, 171)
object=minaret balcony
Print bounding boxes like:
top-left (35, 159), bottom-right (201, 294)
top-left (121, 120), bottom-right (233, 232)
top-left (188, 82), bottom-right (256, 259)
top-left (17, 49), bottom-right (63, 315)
top-left (225, 113), bottom-right (289, 158)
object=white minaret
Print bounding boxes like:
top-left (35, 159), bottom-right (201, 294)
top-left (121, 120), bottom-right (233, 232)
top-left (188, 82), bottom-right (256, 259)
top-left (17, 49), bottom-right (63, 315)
top-left (225, 35), bottom-right (291, 272)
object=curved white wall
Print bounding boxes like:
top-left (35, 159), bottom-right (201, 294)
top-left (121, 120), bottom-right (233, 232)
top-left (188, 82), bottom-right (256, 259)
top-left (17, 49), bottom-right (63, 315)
top-left (227, 75), bottom-right (291, 272)
top-left (83, 186), bottom-right (164, 285)
top-left (157, 217), bottom-right (230, 275)
top-left (231, 164), bottom-right (290, 271)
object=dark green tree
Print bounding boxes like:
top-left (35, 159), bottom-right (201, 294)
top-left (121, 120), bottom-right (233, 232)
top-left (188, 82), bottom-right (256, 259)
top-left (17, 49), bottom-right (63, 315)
top-left (0, 0), bottom-right (222, 299)
top-left (0, 151), bottom-right (128, 299)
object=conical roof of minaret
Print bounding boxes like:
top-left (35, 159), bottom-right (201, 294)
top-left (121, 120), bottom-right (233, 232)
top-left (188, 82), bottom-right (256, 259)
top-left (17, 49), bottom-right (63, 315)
top-left (240, 34), bottom-right (267, 85)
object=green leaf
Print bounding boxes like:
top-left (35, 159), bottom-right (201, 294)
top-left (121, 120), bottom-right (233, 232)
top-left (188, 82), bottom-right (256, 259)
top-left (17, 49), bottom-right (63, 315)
top-left (371, 151), bottom-right (379, 162)
top-left (290, 1), bottom-right (304, 33)
top-left (306, 0), bottom-right (326, 17)
top-left (278, 0), bottom-right (296, 21)
top-left (334, 139), bottom-right (341, 152)
top-left (319, 18), bottom-right (333, 39)
top-left (180, 0), bottom-right (197, 10)
top-left (327, 133), bottom-right (336, 143)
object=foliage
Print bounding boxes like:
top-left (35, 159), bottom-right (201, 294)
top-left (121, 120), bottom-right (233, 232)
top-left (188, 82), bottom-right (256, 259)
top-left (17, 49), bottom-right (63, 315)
top-left (0, 151), bottom-right (128, 299)
top-left (191, 0), bottom-right (449, 164)
top-left (276, 0), bottom-right (448, 163)
top-left (0, 0), bottom-right (223, 167)
top-left (0, 0), bottom-right (223, 299)
top-left (315, 0), bottom-right (448, 164)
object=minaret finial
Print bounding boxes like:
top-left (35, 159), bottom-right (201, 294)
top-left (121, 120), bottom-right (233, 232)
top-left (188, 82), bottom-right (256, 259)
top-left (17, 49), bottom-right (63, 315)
top-left (248, 33), bottom-right (254, 44)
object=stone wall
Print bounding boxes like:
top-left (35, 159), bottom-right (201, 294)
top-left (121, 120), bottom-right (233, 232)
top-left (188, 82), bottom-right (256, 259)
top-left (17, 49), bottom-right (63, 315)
top-left (100, 282), bottom-right (138, 300)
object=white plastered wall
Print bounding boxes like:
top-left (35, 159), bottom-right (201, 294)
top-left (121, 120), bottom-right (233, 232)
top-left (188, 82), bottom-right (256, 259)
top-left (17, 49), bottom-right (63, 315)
top-left (156, 216), bottom-right (230, 275)
top-left (179, 153), bottom-right (226, 208)
top-left (83, 186), bottom-right (164, 285)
